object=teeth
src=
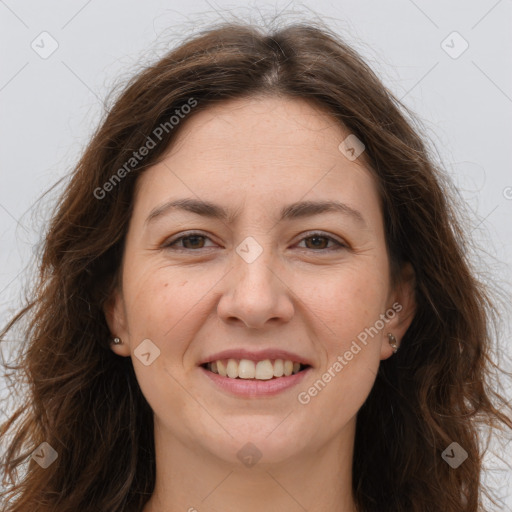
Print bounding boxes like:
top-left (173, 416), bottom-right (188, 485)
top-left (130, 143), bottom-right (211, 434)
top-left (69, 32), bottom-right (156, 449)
top-left (217, 360), bottom-right (227, 377)
top-left (226, 359), bottom-right (238, 379)
top-left (255, 360), bottom-right (274, 380)
top-left (238, 359), bottom-right (255, 378)
top-left (206, 358), bottom-right (305, 380)
top-left (273, 359), bottom-right (284, 377)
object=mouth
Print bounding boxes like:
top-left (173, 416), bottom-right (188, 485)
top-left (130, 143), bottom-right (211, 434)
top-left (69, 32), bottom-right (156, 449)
top-left (200, 357), bottom-right (312, 397)
top-left (201, 358), bottom-right (311, 380)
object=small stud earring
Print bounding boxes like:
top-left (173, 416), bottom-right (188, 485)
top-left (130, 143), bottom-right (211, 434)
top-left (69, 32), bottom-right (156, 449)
top-left (387, 333), bottom-right (398, 354)
top-left (112, 337), bottom-right (121, 345)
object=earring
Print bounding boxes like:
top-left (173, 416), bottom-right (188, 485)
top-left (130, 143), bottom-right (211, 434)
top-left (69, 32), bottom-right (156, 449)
top-left (387, 333), bottom-right (398, 354)
top-left (112, 337), bottom-right (122, 345)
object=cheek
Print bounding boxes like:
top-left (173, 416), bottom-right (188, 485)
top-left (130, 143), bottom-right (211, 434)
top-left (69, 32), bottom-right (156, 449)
top-left (122, 268), bottom-right (202, 411)
top-left (122, 263), bottom-right (218, 347)
top-left (304, 263), bottom-right (389, 344)
top-left (296, 270), bottom-right (386, 426)
top-left (123, 271), bottom-right (170, 338)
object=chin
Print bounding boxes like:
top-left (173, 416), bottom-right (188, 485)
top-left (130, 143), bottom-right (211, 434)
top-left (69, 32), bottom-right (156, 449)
top-left (201, 420), bottom-right (312, 467)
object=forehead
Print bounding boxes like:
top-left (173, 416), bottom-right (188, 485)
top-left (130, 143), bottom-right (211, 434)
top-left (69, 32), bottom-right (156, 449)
top-left (133, 96), bottom-right (381, 228)
top-left (167, 95), bottom-right (362, 166)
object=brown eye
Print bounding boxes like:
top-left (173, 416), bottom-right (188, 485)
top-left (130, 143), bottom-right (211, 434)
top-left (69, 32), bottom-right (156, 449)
top-left (164, 232), bottom-right (216, 250)
top-left (163, 231), bottom-right (346, 252)
top-left (298, 233), bottom-right (346, 251)
top-left (304, 235), bottom-right (330, 249)
top-left (179, 235), bottom-right (207, 249)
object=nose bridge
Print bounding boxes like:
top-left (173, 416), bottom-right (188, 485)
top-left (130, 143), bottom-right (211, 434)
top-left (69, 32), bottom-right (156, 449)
top-left (233, 234), bottom-right (278, 297)
top-left (217, 234), bottom-right (294, 328)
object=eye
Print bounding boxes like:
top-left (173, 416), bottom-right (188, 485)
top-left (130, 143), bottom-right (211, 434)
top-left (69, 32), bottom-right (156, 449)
top-left (295, 232), bottom-right (347, 251)
top-left (162, 231), bottom-right (347, 252)
top-left (163, 232), bottom-right (215, 250)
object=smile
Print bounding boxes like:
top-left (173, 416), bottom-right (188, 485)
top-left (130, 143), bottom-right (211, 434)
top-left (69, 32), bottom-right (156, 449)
top-left (200, 358), bottom-right (312, 398)
top-left (202, 358), bottom-right (310, 380)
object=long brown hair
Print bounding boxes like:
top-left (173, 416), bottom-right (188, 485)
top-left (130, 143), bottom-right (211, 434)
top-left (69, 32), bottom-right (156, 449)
top-left (1, 19), bottom-right (511, 512)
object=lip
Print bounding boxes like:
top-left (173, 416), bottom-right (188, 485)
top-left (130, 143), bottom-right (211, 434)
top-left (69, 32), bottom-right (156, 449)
top-left (200, 365), bottom-right (312, 397)
top-left (197, 348), bottom-right (313, 366)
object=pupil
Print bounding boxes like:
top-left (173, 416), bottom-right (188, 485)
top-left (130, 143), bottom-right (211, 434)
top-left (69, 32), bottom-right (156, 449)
top-left (307, 236), bottom-right (326, 249)
top-left (184, 235), bottom-right (204, 249)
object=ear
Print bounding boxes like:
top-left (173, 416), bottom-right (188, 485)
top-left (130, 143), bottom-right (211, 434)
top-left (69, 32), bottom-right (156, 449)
top-left (380, 262), bottom-right (416, 360)
top-left (103, 287), bottom-right (131, 357)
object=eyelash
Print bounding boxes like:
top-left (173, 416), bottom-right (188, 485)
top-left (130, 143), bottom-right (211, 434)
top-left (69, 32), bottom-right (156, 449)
top-left (162, 231), bottom-right (348, 252)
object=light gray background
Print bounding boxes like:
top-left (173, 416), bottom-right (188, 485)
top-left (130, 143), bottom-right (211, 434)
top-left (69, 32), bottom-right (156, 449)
top-left (1, 0), bottom-right (511, 506)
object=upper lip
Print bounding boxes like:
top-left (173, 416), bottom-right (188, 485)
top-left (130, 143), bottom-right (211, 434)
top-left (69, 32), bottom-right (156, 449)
top-left (198, 348), bottom-right (313, 367)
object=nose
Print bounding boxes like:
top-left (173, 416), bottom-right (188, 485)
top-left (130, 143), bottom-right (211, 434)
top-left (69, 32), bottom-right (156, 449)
top-left (217, 244), bottom-right (295, 329)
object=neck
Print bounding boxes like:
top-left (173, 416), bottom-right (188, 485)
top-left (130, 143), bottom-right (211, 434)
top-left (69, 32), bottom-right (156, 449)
top-left (143, 419), bottom-right (358, 512)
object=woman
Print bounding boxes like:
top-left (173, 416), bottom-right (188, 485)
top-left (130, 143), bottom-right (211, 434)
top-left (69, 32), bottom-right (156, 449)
top-left (1, 20), bottom-right (511, 512)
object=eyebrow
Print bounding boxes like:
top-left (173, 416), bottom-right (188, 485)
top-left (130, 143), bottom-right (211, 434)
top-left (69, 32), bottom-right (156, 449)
top-left (145, 198), bottom-right (367, 227)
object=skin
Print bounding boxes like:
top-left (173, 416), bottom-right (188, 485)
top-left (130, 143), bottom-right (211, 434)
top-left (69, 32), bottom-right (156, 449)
top-left (105, 95), bottom-right (415, 512)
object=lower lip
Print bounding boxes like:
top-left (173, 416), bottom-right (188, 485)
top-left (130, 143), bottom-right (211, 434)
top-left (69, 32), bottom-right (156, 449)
top-left (200, 366), bottom-right (311, 397)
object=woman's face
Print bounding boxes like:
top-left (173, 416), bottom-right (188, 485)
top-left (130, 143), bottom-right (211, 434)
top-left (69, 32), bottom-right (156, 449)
top-left (107, 96), bottom-right (414, 466)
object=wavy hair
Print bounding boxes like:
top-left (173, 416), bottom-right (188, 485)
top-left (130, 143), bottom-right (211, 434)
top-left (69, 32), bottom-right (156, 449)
top-left (1, 19), bottom-right (511, 512)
